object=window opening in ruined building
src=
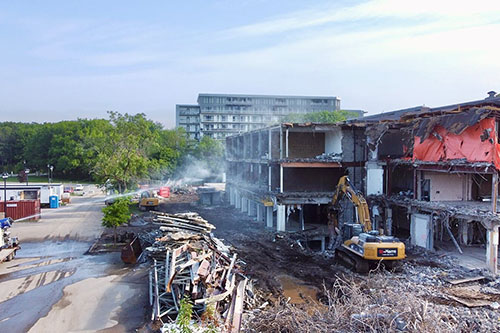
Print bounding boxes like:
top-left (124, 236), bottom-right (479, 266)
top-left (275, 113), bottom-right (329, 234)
top-left (421, 179), bottom-right (430, 201)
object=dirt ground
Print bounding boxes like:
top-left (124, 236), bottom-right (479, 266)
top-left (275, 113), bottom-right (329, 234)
top-left (51, 192), bottom-right (500, 332)
top-left (161, 201), bottom-right (350, 301)
top-left (158, 199), bottom-right (500, 332)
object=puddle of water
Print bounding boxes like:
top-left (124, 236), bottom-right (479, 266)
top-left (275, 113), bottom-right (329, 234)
top-left (276, 274), bottom-right (319, 304)
top-left (0, 240), bottom-right (121, 333)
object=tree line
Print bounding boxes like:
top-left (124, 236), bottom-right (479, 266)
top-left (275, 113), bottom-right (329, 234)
top-left (0, 112), bottom-right (224, 192)
top-left (283, 110), bottom-right (358, 123)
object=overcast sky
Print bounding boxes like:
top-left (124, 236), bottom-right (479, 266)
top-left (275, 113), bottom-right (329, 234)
top-left (1, 0), bottom-right (499, 128)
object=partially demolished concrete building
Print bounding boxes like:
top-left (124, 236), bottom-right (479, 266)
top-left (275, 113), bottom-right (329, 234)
top-left (225, 92), bottom-right (500, 274)
top-left (225, 122), bottom-right (364, 236)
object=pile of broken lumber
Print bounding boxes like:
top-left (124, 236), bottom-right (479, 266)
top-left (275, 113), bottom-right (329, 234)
top-left (145, 211), bottom-right (248, 332)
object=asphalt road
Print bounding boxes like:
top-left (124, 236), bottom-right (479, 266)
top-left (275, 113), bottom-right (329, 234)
top-left (0, 187), bottom-right (148, 333)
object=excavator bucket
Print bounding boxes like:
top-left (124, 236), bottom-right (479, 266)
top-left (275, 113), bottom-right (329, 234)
top-left (121, 236), bottom-right (143, 264)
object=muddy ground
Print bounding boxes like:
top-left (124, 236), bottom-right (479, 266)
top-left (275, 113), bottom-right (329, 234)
top-left (157, 199), bottom-right (500, 332)
top-left (88, 192), bottom-right (500, 332)
top-left (160, 201), bottom-right (342, 301)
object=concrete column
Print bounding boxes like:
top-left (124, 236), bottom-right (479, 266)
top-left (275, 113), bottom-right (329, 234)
top-left (385, 208), bottom-right (393, 236)
top-left (241, 197), bottom-right (247, 213)
top-left (279, 126), bottom-right (283, 159)
top-left (285, 128), bottom-right (289, 158)
top-left (280, 165), bottom-right (284, 193)
top-left (247, 200), bottom-right (253, 216)
top-left (235, 191), bottom-right (241, 209)
top-left (299, 206), bottom-right (304, 231)
top-left (266, 206), bottom-right (273, 228)
top-left (492, 172), bottom-right (498, 213)
top-left (256, 204), bottom-right (263, 222)
top-left (268, 166), bottom-right (272, 191)
top-left (229, 187), bottom-right (235, 206)
top-left (277, 205), bottom-right (286, 232)
top-left (486, 226), bottom-right (499, 275)
top-left (460, 221), bottom-right (469, 245)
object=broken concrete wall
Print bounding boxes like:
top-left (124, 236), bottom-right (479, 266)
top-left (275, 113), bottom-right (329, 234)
top-left (366, 162), bottom-right (384, 195)
top-left (325, 128), bottom-right (343, 155)
top-left (423, 172), bottom-right (472, 201)
top-left (283, 167), bottom-right (343, 192)
top-left (287, 132), bottom-right (325, 158)
top-left (342, 128), bottom-right (366, 197)
top-left (259, 131), bottom-right (269, 159)
top-left (271, 130), bottom-right (280, 159)
top-left (341, 127), bottom-right (365, 162)
top-left (411, 213), bottom-right (433, 249)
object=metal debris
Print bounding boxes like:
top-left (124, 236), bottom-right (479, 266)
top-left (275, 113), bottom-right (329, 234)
top-left (144, 211), bottom-right (248, 331)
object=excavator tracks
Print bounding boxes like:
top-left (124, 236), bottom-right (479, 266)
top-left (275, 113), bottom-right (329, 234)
top-left (335, 247), bottom-right (369, 273)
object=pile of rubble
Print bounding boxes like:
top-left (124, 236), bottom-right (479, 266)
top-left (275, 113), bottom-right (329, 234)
top-left (246, 246), bottom-right (500, 332)
top-left (144, 211), bottom-right (250, 332)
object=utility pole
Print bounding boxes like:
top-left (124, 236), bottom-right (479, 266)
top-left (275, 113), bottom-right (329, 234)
top-left (2, 173), bottom-right (8, 218)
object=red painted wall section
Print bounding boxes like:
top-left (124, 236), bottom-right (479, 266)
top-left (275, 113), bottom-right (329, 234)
top-left (413, 118), bottom-right (500, 169)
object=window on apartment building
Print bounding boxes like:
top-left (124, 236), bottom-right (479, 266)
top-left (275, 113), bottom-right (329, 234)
top-left (221, 115), bottom-right (226, 122)
top-left (205, 115), bottom-right (212, 121)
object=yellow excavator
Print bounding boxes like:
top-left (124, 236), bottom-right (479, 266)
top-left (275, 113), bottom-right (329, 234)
top-left (331, 176), bottom-right (405, 272)
top-left (139, 190), bottom-right (159, 211)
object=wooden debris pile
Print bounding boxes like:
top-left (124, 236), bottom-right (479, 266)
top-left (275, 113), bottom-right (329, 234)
top-left (146, 211), bottom-right (248, 332)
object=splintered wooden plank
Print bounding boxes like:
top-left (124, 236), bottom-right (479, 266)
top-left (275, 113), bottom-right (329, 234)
top-left (198, 259), bottom-right (210, 277)
top-left (231, 279), bottom-right (248, 333)
top-left (447, 276), bottom-right (485, 285)
top-left (447, 295), bottom-right (491, 308)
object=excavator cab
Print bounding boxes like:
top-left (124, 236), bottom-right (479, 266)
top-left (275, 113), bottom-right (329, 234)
top-left (342, 223), bottom-right (363, 240)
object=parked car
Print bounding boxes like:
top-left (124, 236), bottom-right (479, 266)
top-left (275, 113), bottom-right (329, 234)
top-left (64, 186), bottom-right (74, 193)
top-left (74, 184), bottom-right (84, 191)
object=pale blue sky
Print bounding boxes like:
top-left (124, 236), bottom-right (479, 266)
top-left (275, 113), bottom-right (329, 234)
top-left (1, 1), bottom-right (499, 127)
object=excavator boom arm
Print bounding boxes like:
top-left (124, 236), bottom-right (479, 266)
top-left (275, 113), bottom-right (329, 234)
top-left (331, 176), bottom-right (372, 231)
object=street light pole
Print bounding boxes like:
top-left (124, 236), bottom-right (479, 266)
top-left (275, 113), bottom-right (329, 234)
top-left (50, 166), bottom-right (53, 184)
top-left (25, 169), bottom-right (30, 186)
top-left (2, 174), bottom-right (8, 218)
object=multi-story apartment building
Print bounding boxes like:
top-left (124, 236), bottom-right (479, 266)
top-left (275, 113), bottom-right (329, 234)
top-left (175, 104), bottom-right (201, 140)
top-left (176, 93), bottom-right (353, 140)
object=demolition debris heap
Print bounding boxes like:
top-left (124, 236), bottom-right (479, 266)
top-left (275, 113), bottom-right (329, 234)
top-left (143, 211), bottom-right (249, 331)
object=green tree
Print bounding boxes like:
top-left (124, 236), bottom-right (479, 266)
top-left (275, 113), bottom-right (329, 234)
top-left (149, 127), bottom-right (189, 181)
top-left (283, 110), bottom-right (358, 123)
top-left (91, 112), bottom-right (160, 192)
top-left (101, 197), bottom-right (130, 245)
